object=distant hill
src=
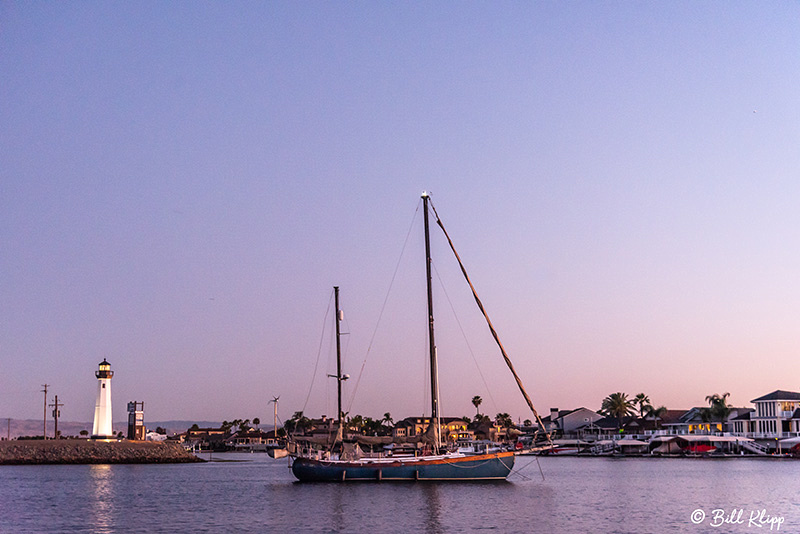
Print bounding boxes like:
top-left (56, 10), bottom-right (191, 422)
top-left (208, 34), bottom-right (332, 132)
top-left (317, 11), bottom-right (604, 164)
top-left (1, 419), bottom-right (232, 439)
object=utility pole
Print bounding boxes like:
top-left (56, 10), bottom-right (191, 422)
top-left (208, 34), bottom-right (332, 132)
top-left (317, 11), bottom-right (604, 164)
top-left (41, 384), bottom-right (49, 439)
top-left (6, 418), bottom-right (10, 441)
top-left (49, 395), bottom-right (64, 439)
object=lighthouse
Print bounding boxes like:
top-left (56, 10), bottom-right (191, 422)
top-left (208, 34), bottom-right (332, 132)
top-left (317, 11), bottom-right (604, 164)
top-left (91, 359), bottom-right (114, 439)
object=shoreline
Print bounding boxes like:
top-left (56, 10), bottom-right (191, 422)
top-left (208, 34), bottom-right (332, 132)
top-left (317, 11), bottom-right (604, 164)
top-left (0, 439), bottom-right (204, 465)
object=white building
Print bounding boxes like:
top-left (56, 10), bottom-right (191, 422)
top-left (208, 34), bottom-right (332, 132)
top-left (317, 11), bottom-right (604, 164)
top-left (91, 359), bottom-right (114, 439)
top-left (542, 407), bottom-right (603, 436)
top-left (750, 390), bottom-right (800, 438)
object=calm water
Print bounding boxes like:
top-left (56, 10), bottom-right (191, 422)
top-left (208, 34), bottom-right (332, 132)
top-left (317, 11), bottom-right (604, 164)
top-left (1, 453), bottom-right (797, 533)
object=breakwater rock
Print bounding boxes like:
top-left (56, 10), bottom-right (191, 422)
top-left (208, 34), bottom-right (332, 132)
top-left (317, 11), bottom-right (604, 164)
top-left (0, 439), bottom-right (205, 465)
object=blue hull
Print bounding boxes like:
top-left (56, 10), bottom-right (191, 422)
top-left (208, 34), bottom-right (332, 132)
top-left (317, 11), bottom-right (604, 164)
top-left (291, 452), bottom-right (515, 482)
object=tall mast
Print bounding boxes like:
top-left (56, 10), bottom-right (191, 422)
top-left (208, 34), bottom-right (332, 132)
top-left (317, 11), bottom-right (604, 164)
top-left (422, 192), bottom-right (440, 449)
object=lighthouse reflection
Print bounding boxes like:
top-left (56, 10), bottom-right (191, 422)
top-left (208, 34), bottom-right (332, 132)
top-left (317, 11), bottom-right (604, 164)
top-left (88, 465), bottom-right (115, 534)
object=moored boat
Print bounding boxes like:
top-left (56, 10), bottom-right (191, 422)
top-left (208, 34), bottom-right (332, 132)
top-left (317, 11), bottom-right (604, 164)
top-left (289, 193), bottom-right (548, 482)
top-left (292, 450), bottom-right (515, 482)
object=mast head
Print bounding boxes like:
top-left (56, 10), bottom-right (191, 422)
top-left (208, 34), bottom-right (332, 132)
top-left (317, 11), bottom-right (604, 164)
top-left (421, 191), bottom-right (429, 199)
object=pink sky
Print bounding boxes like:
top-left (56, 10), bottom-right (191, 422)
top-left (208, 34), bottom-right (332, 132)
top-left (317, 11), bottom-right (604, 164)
top-left (2, 3), bottom-right (799, 425)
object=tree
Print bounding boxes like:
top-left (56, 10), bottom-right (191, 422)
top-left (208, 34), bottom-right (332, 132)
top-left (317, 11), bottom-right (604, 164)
top-left (472, 414), bottom-right (491, 425)
top-left (523, 419), bottom-right (533, 427)
top-left (600, 392), bottom-right (636, 430)
top-left (496, 413), bottom-right (514, 428)
top-left (190, 423), bottom-right (200, 431)
top-left (284, 411), bottom-right (311, 434)
top-left (349, 414), bottom-right (365, 433)
top-left (363, 417), bottom-right (387, 436)
top-left (472, 396), bottom-right (483, 417)
top-left (382, 413), bottom-right (393, 426)
top-left (646, 406), bottom-right (668, 429)
top-left (634, 393), bottom-right (652, 418)
top-left (253, 417), bottom-right (261, 429)
top-left (155, 426), bottom-right (167, 435)
top-left (705, 392), bottom-right (731, 432)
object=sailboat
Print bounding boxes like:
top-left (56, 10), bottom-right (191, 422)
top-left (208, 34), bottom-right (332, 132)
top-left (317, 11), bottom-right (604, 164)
top-left (289, 192), bottom-right (547, 482)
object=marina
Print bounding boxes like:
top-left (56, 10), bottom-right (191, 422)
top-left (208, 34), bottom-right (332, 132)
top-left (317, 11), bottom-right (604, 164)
top-left (2, 453), bottom-right (798, 533)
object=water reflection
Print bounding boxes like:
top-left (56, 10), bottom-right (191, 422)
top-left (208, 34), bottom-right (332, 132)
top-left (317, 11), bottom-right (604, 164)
top-left (421, 484), bottom-right (443, 534)
top-left (89, 465), bottom-right (115, 534)
top-left (331, 485), bottom-right (345, 532)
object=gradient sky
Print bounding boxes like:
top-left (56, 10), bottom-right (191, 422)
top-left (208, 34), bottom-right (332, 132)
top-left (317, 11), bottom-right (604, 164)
top-left (2, 3), bottom-right (799, 427)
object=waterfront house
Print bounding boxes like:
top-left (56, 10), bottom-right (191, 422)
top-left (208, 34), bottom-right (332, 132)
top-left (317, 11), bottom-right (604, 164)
top-left (731, 411), bottom-right (754, 435)
top-left (227, 429), bottom-right (273, 450)
top-left (590, 415), bottom-right (646, 436)
top-left (647, 410), bottom-right (686, 433)
top-left (392, 417), bottom-right (472, 443)
top-left (662, 408), bottom-right (714, 434)
top-left (262, 429), bottom-right (282, 446)
top-left (659, 407), bottom-right (753, 435)
top-left (308, 416), bottom-right (336, 436)
top-left (750, 390), bottom-right (800, 437)
top-left (184, 426), bottom-right (230, 451)
top-left (541, 407), bottom-right (603, 437)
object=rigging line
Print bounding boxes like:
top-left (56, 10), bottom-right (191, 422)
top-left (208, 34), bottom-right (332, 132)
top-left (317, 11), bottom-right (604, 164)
top-left (428, 198), bottom-right (553, 447)
top-left (301, 288), bottom-right (335, 415)
top-left (430, 260), bottom-right (498, 415)
top-left (345, 200), bottom-right (422, 414)
top-left (513, 455), bottom-right (546, 482)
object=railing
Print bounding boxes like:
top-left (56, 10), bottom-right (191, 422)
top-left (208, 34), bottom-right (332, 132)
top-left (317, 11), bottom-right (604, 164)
top-left (741, 441), bottom-right (769, 455)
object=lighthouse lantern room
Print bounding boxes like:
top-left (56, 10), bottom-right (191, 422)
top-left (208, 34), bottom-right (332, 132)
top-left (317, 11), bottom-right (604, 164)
top-left (92, 358), bottom-right (114, 439)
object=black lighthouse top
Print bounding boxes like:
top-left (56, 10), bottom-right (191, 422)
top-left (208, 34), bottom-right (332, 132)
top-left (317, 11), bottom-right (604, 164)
top-left (96, 358), bottom-right (114, 379)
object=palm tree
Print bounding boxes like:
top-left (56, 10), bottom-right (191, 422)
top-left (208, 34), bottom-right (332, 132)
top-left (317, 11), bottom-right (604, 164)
top-left (705, 392), bottom-right (731, 433)
top-left (600, 392), bottom-right (636, 430)
top-left (646, 405), bottom-right (668, 429)
top-left (471, 396), bottom-right (483, 417)
top-left (634, 393), bottom-right (651, 418)
top-left (349, 414), bottom-right (365, 433)
top-left (496, 413), bottom-right (513, 428)
top-left (382, 412), bottom-right (393, 426)
top-left (284, 411), bottom-right (310, 434)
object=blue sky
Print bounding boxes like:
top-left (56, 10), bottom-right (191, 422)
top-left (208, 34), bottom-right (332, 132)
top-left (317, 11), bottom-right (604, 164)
top-left (2, 3), bottom-right (799, 426)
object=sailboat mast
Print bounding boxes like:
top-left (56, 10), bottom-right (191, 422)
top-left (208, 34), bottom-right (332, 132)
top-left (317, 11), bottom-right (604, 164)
top-left (334, 286), bottom-right (343, 427)
top-left (421, 192), bottom-right (440, 448)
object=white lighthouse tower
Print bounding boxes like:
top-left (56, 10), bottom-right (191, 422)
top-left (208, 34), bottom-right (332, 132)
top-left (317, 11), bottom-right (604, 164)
top-left (92, 359), bottom-right (114, 439)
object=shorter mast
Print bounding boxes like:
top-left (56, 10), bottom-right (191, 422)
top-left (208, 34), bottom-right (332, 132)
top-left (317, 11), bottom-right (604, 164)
top-left (329, 286), bottom-right (349, 445)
